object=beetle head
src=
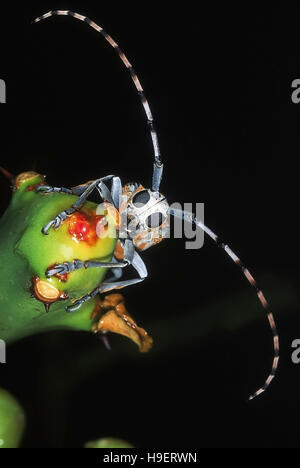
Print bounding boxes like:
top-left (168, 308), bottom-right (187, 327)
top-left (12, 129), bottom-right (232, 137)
top-left (121, 183), bottom-right (170, 251)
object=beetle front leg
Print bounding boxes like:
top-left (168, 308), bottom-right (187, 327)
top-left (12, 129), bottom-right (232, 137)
top-left (35, 180), bottom-right (96, 196)
top-left (38, 176), bottom-right (115, 235)
top-left (41, 207), bottom-right (76, 234)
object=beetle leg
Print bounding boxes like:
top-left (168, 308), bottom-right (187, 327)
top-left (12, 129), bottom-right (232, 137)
top-left (111, 176), bottom-right (122, 207)
top-left (46, 259), bottom-right (128, 278)
top-left (40, 175), bottom-right (116, 234)
top-left (66, 287), bottom-right (100, 312)
top-left (66, 278), bottom-right (144, 313)
top-left (49, 239), bottom-right (143, 279)
top-left (114, 239), bottom-right (148, 278)
top-left (105, 257), bottom-right (124, 282)
top-left (35, 185), bottom-right (74, 194)
top-left (48, 255), bottom-right (125, 282)
top-left (97, 176), bottom-right (122, 207)
top-left (65, 240), bottom-right (147, 313)
top-left (36, 182), bottom-right (100, 196)
top-left (41, 207), bottom-right (76, 234)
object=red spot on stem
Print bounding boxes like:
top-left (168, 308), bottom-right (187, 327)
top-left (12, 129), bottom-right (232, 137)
top-left (68, 211), bottom-right (108, 246)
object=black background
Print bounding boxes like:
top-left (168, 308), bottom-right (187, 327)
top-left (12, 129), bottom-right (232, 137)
top-left (0, 2), bottom-right (299, 448)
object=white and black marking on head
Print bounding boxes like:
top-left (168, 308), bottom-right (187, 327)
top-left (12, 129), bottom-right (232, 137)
top-left (121, 183), bottom-right (169, 250)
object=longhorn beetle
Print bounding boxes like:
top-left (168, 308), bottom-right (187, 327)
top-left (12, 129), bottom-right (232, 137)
top-left (33, 10), bottom-right (279, 400)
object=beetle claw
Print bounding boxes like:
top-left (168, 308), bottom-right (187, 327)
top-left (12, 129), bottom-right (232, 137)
top-left (66, 302), bottom-right (82, 313)
top-left (42, 208), bottom-right (75, 235)
top-left (46, 264), bottom-right (68, 278)
top-left (41, 215), bottom-right (63, 235)
top-left (41, 223), bottom-right (52, 235)
top-left (35, 185), bottom-right (52, 193)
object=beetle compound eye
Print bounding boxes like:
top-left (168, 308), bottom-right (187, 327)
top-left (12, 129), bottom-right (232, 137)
top-left (132, 190), bottom-right (150, 207)
top-left (146, 212), bottom-right (165, 228)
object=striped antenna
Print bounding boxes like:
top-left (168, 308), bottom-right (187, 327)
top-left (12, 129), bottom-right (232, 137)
top-left (33, 10), bottom-right (163, 191)
top-left (169, 208), bottom-right (279, 401)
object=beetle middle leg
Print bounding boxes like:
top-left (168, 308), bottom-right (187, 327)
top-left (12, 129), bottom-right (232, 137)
top-left (65, 242), bottom-right (148, 313)
top-left (46, 259), bottom-right (128, 278)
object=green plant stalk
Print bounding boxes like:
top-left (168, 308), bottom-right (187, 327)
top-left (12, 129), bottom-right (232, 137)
top-left (0, 173), bottom-right (117, 343)
top-left (0, 388), bottom-right (25, 448)
top-left (85, 437), bottom-right (134, 448)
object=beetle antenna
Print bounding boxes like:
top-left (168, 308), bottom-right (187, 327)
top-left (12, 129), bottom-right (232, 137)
top-left (169, 207), bottom-right (279, 401)
top-left (33, 10), bottom-right (163, 192)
